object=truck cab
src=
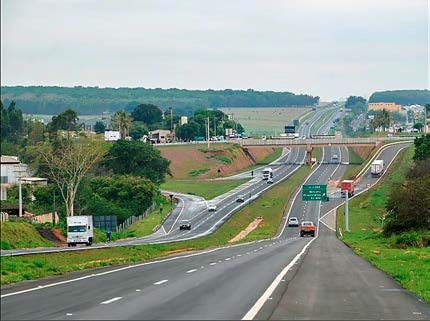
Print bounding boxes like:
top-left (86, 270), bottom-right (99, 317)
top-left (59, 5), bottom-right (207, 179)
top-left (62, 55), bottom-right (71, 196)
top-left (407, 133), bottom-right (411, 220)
top-left (67, 215), bottom-right (93, 247)
top-left (262, 167), bottom-right (273, 180)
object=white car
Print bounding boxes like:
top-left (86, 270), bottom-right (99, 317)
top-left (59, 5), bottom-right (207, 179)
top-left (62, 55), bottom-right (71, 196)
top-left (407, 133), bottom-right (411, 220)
top-left (332, 154), bottom-right (339, 160)
top-left (236, 195), bottom-right (245, 203)
top-left (288, 217), bottom-right (299, 227)
top-left (267, 178), bottom-right (274, 184)
top-left (208, 204), bottom-right (217, 211)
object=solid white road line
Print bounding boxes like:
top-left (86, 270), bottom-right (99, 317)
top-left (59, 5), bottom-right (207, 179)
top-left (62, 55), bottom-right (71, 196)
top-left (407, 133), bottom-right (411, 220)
top-left (167, 197), bottom-right (185, 234)
top-left (186, 269), bottom-right (197, 273)
top-left (242, 238), bottom-right (316, 320)
top-left (100, 297), bottom-right (122, 305)
top-left (153, 279), bottom-right (168, 285)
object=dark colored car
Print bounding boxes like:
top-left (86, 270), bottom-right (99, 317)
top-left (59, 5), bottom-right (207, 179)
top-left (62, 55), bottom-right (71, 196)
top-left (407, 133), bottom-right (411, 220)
top-left (179, 220), bottom-right (191, 230)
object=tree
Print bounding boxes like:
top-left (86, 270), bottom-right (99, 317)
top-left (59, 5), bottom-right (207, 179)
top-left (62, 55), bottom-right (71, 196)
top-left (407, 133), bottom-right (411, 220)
top-left (48, 109), bottom-right (79, 132)
top-left (413, 122), bottom-right (423, 132)
top-left (27, 120), bottom-right (45, 144)
top-left (370, 109), bottom-right (391, 131)
top-left (103, 140), bottom-right (171, 184)
top-left (94, 121), bottom-right (106, 134)
top-left (413, 134), bottom-right (430, 161)
top-left (129, 122), bottom-right (148, 140)
top-left (39, 140), bottom-right (106, 217)
top-left (131, 104), bottom-right (163, 125)
top-left (1, 101), bottom-right (10, 140)
top-left (384, 177), bottom-right (430, 235)
top-left (111, 111), bottom-right (132, 139)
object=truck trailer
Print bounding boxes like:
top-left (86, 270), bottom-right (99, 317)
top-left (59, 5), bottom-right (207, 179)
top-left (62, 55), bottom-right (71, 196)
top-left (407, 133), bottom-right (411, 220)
top-left (262, 167), bottom-right (273, 180)
top-left (370, 160), bottom-right (384, 177)
top-left (67, 215), bottom-right (94, 247)
top-left (340, 180), bottom-right (355, 198)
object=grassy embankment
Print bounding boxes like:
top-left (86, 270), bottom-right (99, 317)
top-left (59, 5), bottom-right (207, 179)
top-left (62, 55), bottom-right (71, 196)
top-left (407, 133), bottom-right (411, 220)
top-left (1, 166), bottom-right (312, 285)
top-left (336, 146), bottom-right (430, 303)
top-left (160, 179), bottom-right (251, 200)
top-left (160, 147), bottom-right (282, 199)
top-left (0, 222), bottom-right (54, 250)
top-left (341, 147), bottom-right (364, 180)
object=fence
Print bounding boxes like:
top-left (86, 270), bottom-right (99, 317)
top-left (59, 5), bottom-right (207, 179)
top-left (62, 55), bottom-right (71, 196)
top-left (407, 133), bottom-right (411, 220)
top-left (116, 203), bottom-right (156, 232)
top-left (0, 211), bottom-right (9, 222)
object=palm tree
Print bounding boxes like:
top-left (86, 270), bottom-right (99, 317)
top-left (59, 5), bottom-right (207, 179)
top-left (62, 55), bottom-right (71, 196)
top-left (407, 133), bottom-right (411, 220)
top-left (112, 111), bottom-right (132, 139)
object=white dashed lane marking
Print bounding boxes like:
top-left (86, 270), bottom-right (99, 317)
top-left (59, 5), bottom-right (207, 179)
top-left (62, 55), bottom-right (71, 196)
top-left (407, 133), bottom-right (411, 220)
top-left (186, 269), bottom-right (197, 273)
top-left (154, 280), bottom-right (168, 285)
top-left (100, 297), bottom-right (122, 305)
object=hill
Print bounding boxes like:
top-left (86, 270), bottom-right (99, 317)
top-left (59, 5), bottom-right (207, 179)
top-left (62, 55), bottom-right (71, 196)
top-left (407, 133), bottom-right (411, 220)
top-left (0, 86), bottom-right (319, 116)
top-left (368, 89), bottom-right (430, 105)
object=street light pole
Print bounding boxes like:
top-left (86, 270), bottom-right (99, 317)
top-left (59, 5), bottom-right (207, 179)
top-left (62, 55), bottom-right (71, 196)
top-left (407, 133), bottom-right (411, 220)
top-left (345, 190), bottom-right (349, 232)
top-left (18, 178), bottom-right (23, 217)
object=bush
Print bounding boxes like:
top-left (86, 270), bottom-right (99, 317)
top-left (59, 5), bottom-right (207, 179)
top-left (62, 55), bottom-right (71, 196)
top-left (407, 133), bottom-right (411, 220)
top-left (388, 231), bottom-right (430, 249)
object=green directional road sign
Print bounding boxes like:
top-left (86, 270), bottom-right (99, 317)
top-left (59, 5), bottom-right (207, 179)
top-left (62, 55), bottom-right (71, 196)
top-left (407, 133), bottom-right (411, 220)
top-left (302, 184), bottom-right (327, 201)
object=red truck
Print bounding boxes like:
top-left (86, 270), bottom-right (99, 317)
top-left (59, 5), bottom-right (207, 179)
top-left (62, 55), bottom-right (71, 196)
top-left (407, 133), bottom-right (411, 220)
top-left (340, 180), bottom-right (355, 198)
top-left (300, 221), bottom-right (316, 237)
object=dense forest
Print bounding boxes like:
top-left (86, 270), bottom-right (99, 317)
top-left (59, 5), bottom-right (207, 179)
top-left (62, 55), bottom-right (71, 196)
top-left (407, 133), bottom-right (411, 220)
top-left (0, 86), bottom-right (320, 116)
top-left (369, 90), bottom-right (430, 105)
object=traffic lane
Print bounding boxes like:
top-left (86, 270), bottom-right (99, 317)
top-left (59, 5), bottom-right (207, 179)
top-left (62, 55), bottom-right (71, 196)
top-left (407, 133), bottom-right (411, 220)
top-left (1, 237), bottom-right (310, 320)
top-left (268, 224), bottom-right (430, 320)
top-left (60, 238), bottom-right (310, 320)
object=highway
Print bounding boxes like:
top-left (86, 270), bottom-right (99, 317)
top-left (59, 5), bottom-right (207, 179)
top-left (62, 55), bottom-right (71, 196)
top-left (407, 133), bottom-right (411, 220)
top-left (0, 107), bottom-right (331, 257)
top-left (2, 127), bottom-right (429, 319)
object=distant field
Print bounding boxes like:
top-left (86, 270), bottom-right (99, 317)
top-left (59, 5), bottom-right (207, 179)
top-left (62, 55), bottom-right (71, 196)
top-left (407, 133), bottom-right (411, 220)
top-left (219, 107), bottom-right (311, 136)
top-left (24, 114), bottom-right (108, 125)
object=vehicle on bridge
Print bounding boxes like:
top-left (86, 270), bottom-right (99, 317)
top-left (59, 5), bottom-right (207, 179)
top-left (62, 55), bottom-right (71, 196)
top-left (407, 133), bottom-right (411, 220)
top-left (67, 215), bottom-right (93, 247)
top-left (262, 167), bottom-right (273, 180)
top-left (179, 220), bottom-right (191, 230)
top-left (371, 159), bottom-right (384, 177)
top-left (340, 180), bottom-right (355, 198)
top-left (300, 221), bottom-right (316, 237)
top-left (288, 217), bottom-right (299, 227)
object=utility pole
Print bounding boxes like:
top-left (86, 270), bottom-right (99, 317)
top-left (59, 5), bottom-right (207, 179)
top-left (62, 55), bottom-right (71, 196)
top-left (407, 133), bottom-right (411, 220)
top-left (345, 190), bottom-right (349, 232)
top-left (207, 117), bottom-right (210, 149)
top-left (13, 165), bottom-right (27, 218)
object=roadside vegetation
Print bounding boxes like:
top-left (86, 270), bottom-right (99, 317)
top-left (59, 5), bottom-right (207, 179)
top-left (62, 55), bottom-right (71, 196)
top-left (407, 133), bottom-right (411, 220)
top-left (337, 137), bottom-right (430, 303)
top-left (1, 165), bottom-right (312, 285)
top-left (1, 221), bottom-right (54, 250)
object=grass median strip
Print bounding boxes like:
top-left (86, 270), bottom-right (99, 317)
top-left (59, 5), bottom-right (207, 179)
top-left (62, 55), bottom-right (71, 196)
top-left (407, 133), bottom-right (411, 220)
top-left (160, 178), bottom-right (251, 200)
top-left (1, 166), bottom-right (311, 285)
top-left (336, 146), bottom-right (430, 303)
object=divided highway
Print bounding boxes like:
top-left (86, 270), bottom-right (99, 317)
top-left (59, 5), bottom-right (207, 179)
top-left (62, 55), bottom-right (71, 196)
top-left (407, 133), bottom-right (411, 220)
top-left (0, 107), bottom-right (331, 257)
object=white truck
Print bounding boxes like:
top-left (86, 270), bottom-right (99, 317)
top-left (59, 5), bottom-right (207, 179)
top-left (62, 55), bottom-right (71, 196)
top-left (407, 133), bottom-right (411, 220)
top-left (67, 215), bottom-right (94, 247)
top-left (370, 159), bottom-right (384, 177)
top-left (262, 167), bottom-right (273, 180)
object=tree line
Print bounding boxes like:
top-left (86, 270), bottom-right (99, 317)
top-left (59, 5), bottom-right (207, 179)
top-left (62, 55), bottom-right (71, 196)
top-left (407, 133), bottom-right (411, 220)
top-left (0, 86), bottom-right (320, 116)
top-left (369, 89), bottom-right (430, 106)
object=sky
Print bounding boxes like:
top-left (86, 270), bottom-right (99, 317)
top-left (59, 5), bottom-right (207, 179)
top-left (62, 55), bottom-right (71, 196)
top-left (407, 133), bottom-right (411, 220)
top-left (1, 0), bottom-right (428, 101)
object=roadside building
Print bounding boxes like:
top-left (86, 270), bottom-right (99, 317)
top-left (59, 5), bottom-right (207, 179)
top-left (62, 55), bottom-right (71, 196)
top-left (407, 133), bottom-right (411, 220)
top-left (368, 102), bottom-right (401, 113)
top-left (1, 156), bottom-right (29, 201)
top-left (180, 116), bottom-right (188, 125)
top-left (149, 129), bottom-right (173, 144)
top-left (104, 130), bottom-right (121, 141)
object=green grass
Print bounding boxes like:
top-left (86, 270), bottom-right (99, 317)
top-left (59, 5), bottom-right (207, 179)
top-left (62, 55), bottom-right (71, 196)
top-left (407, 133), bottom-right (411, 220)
top-left (1, 221), bottom-right (54, 250)
top-left (342, 147), bottom-right (364, 180)
top-left (1, 165), bottom-right (312, 285)
top-left (312, 147), bottom-right (322, 162)
top-left (93, 202), bottom-right (175, 242)
top-left (256, 148), bottom-right (282, 165)
top-left (188, 168), bottom-right (210, 177)
top-left (336, 146), bottom-right (430, 303)
top-left (161, 178), bottom-right (251, 200)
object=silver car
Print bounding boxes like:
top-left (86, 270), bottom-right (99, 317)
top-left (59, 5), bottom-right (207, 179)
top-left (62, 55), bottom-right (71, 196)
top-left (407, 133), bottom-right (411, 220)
top-left (288, 217), bottom-right (299, 227)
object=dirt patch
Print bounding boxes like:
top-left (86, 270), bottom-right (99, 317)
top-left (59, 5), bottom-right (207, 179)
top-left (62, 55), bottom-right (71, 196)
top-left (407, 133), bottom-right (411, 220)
top-left (159, 144), bottom-right (275, 180)
top-left (229, 217), bottom-right (264, 243)
top-left (351, 146), bottom-right (376, 160)
top-left (36, 228), bottom-right (66, 247)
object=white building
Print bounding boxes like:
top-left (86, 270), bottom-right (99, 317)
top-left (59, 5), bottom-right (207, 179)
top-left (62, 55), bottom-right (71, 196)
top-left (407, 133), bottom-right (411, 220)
top-left (104, 130), bottom-right (121, 141)
top-left (1, 156), bottom-right (29, 201)
top-left (180, 116), bottom-right (188, 125)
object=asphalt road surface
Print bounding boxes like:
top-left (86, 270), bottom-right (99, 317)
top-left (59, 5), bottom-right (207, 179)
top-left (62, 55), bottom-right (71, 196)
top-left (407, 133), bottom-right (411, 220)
top-left (0, 107), bottom-right (331, 257)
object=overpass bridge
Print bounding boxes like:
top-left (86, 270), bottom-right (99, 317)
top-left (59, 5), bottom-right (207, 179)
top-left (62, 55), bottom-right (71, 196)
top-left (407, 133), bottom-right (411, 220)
top-left (239, 137), bottom-right (384, 147)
